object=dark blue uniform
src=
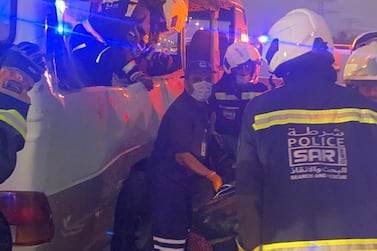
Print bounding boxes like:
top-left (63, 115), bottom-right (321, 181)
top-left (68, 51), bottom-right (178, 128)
top-left (69, 23), bottom-right (124, 86)
top-left (69, 0), bottom-right (147, 87)
top-left (69, 21), bottom-right (155, 90)
top-left (149, 91), bottom-right (211, 250)
top-left (209, 74), bottom-right (266, 155)
top-left (210, 75), bottom-right (267, 137)
top-left (237, 77), bottom-right (377, 250)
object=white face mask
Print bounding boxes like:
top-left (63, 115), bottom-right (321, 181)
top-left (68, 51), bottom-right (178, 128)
top-left (191, 80), bottom-right (212, 102)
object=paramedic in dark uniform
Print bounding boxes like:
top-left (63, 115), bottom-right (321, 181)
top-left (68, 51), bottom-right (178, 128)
top-left (0, 42), bottom-right (46, 251)
top-left (236, 9), bottom-right (377, 251)
top-left (149, 60), bottom-right (223, 251)
top-left (209, 41), bottom-right (267, 157)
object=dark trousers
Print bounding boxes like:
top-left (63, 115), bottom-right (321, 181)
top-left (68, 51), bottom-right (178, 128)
top-left (149, 169), bottom-right (213, 250)
top-left (0, 211), bottom-right (11, 251)
top-left (69, 24), bottom-right (114, 86)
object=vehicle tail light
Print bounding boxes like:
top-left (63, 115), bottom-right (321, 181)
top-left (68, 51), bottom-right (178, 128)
top-left (0, 191), bottom-right (54, 246)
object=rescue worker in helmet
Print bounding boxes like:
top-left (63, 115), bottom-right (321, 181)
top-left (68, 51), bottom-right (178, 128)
top-left (208, 41), bottom-right (267, 168)
top-left (0, 42), bottom-right (46, 251)
top-left (236, 8), bottom-right (377, 251)
top-left (69, 0), bottom-right (186, 89)
top-left (343, 33), bottom-right (377, 102)
top-left (69, 0), bottom-right (154, 89)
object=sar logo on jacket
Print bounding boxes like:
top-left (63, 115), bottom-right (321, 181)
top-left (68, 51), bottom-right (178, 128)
top-left (287, 126), bottom-right (348, 180)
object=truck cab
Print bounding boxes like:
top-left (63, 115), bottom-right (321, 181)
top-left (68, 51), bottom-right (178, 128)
top-left (0, 0), bottom-right (249, 250)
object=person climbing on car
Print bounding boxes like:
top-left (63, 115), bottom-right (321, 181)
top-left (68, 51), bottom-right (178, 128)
top-left (148, 60), bottom-right (223, 251)
top-left (0, 42), bottom-right (46, 251)
top-left (69, 0), bottom-right (187, 90)
top-left (69, 0), bottom-right (154, 89)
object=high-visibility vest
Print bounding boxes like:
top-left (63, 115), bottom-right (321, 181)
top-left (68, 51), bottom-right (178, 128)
top-left (0, 109), bottom-right (27, 139)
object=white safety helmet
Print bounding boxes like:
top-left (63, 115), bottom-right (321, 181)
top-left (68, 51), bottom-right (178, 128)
top-left (351, 31), bottom-right (377, 51)
top-left (163, 0), bottom-right (188, 33)
top-left (0, 42), bottom-right (46, 104)
top-left (343, 41), bottom-right (377, 82)
top-left (262, 8), bottom-right (334, 74)
top-left (223, 41), bottom-right (261, 83)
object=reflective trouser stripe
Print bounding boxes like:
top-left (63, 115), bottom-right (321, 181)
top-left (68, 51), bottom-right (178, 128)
top-left (153, 245), bottom-right (184, 251)
top-left (253, 238), bottom-right (377, 251)
top-left (153, 236), bottom-right (186, 250)
top-left (0, 109), bottom-right (26, 139)
top-left (236, 238), bottom-right (248, 251)
top-left (253, 108), bottom-right (377, 130)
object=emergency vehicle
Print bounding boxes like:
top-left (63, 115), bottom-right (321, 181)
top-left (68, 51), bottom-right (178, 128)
top-left (0, 0), bottom-right (250, 250)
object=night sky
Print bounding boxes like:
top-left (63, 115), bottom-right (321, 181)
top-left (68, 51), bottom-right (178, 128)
top-left (242, 0), bottom-right (377, 43)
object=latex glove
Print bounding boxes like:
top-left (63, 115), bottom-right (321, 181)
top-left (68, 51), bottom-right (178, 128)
top-left (206, 171), bottom-right (223, 192)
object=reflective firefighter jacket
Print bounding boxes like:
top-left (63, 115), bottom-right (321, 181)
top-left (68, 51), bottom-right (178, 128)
top-left (0, 93), bottom-right (28, 183)
top-left (236, 80), bottom-right (377, 251)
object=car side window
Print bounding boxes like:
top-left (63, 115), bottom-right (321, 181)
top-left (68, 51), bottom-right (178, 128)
top-left (0, 0), bottom-right (16, 49)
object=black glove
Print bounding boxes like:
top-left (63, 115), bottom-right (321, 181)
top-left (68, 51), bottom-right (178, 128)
top-left (113, 46), bottom-right (154, 91)
top-left (146, 51), bottom-right (174, 76)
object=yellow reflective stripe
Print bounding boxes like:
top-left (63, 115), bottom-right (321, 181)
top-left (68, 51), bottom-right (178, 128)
top-left (253, 108), bottom-right (377, 131)
top-left (241, 92), bottom-right (258, 100)
top-left (125, 1), bottom-right (137, 17)
top-left (0, 109), bottom-right (27, 139)
top-left (262, 238), bottom-right (377, 251)
top-left (215, 92), bottom-right (238, 100)
top-left (215, 92), bottom-right (258, 101)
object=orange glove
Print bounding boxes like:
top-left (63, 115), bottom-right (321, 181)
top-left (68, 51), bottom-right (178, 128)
top-left (206, 171), bottom-right (223, 192)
